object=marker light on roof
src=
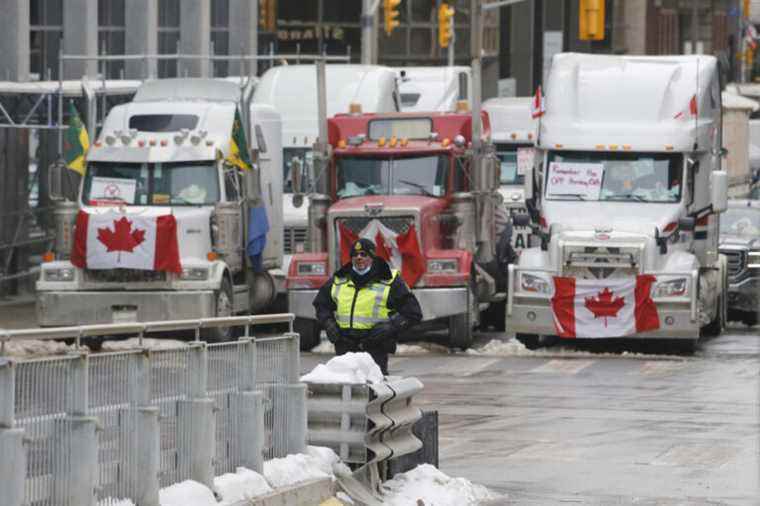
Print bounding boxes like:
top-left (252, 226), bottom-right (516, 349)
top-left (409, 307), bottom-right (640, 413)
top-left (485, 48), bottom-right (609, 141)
top-left (454, 135), bottom-right (466, 147)
top-left (349, 102), bottom-right (362, 114)
top-left (378, 137), bottom-right (386, 147)
top-left (175, 128), bottom-right (190, 145)
top-left (389, 136), bottom-right (398, 147)
top-left (400, 138), bottom-right (408, 147)
top-left (442, 138), bottom-right (450, 147)
top-left (137, 140), bottom-right (145, 147)
top-left (338, 139), bottom-right (347, 149)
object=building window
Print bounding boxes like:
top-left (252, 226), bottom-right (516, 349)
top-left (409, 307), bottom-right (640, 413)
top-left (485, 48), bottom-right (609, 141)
top-left (30, 0), bottom-right (63, 80)
top-left (98, 0), bottom-right (126, 79)
top-left (158, 0), bottom-right (180, 78)
top-left (211, 0), bottom-right (230, 77)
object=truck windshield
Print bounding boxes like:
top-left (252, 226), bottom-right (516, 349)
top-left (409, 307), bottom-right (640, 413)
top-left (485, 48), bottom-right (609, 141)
top-left (546, 151), bottom-right (683, 203)
top-left (496, 144), bottom-right (529, 185)
top-left (283, 147), bottom-right (313, 193)
top-left (82, 161), bottom-right (220, 206)
top-left (336, 155), bottom-right (448, 198)
top-left (720, 207), bottom-right (760, 237)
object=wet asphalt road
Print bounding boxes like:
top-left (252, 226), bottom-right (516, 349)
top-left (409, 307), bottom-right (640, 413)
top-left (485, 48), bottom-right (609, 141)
top-left (305, 327), bottom-right (760, 505)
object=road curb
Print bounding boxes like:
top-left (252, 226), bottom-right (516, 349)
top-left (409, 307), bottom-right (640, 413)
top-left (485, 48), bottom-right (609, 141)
top-left (230, 477), bottom-right (336, 506)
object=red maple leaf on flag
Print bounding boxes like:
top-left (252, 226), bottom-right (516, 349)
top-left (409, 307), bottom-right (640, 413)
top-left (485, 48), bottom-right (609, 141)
top-left (584, 287), bottom-right (625, 327)
top-left (97, 217), bottom-right (146, 261)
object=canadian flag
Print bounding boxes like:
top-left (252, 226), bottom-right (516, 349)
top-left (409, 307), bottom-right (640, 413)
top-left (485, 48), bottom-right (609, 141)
top-left (338, 219), bottom-right (426, 287)
top-left (531, 86), bottom-right (545, 119)
top-left (673, 94), bottom-right (698, 120)
top-left (70, 211), bottom-right (182, 273)
top-left (551, 275), bottom-right (660, 338)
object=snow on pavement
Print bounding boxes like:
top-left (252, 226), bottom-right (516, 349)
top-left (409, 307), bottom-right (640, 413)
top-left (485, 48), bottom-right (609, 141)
top-left (98, 499), bottom-right (136, 506)
top-left (380, 464), bottom-right (500, 505)
top-left (159, 480), bottom-right (217, 506)
top-left (1, 339), bottom-right (88, 358)
top-left (214, 467), bottom-right (272, 503)
top-left (101, 337), bottom-right (187, 351)
top-left (300, 352), bottom-right (384, 384)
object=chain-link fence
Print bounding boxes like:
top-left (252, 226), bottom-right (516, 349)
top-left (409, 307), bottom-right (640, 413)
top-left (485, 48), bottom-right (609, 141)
top-left (0, 314), bottom-right (305, 506)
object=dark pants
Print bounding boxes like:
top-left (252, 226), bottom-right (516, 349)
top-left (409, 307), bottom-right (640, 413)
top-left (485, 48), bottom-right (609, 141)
top-left (334, 339), bottom-right (390, 376)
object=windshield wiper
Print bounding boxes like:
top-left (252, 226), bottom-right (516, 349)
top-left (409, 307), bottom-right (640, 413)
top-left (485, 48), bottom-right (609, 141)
top-left (604, 193), bottom-right (646, 202)
top-left (550, 193), bottom-right (586, 201)
top-left (398, 179), bottom-right (435, 197)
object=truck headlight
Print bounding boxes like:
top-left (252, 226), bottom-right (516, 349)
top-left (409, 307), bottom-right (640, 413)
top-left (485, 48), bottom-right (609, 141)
top-left (297, 262), bottom-right (326, 275)
top-left (44, 267), bottom-right (75, 282)
top-left (427, 259), bottom-right (458, 274)
top-left (653, 278), bottom-right (688, 298)
top-left (520, 273), bottom-right (551, 294)
top-left (180, 267), bottom-right (209, 281)
top-left (749, 252), bottom-right (760, 269)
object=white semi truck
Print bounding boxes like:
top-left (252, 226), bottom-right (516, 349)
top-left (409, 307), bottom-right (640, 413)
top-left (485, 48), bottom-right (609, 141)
top-left (506, 53), bottom-right (729, 350)
top-left (37, 78), bottom-right (283, 340)
top-left (252, 65), bottom-right (399, 270)
top-left (483, 97), bottom-right (537, 250)
top-left (395, 66), bottom-right (472, 112)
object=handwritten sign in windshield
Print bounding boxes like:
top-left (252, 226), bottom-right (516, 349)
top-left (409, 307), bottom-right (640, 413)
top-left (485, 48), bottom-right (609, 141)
top-left (546, 162), bottom-right (604, 200)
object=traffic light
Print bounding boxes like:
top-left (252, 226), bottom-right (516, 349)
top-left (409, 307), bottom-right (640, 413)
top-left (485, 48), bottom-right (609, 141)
top-left (259, 0), bottom-right (276, 32)
top-left (579, 0), bottom-right (605, 41)
top-left (438, 3), bottom-right (455, 48)
top-left (384, 0), bottom-right (401, 36)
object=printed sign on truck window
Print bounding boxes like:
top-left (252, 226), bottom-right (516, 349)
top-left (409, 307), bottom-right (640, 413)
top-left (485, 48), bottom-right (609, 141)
top-left (546, 162), bottom-right (604, 200)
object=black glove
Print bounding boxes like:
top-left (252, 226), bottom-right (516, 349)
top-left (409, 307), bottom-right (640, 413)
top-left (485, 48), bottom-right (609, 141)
top-left (389, 313), bottom-right (411, 333)
top-left (361, 321), bottom-right (395, 350)
top-left (323, 319), bottom-right (341, 344)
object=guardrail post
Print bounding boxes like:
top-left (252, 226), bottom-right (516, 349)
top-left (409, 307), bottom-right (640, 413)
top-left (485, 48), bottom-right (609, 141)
top-left (177, 343), bottom-right (215, 489)
top-left (124, 350), bottom-right (160, 506)
top-left (234, 338), bottom-right (264, 472)
top-left (271, 334), bottom-right (307, 457)
top-left (53, 354), bottom-right (98, 506)
top-left (0, 359), bottom-right (24, 506)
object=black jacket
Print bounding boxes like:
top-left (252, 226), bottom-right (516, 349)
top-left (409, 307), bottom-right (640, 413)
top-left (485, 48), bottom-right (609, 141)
top-left (313, 257), bottom-right (422, 331)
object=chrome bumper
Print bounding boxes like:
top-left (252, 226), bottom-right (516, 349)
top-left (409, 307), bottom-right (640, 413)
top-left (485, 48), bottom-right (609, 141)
top-left (727, 276), bottom-right (760, 313)
top-left (288, 286), bottom-right (469, 321)
top-left (37, 290), bottom-right (215, 327)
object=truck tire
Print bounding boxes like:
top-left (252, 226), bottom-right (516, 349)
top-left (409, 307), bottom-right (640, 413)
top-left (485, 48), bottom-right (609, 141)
top-left (515, 333), bottom-right (540, 350)
top-left (700, 294), bottom-right (724, 338)
top-left (449, 312), bottom-right (472, 350)
top-left (480, 300), bottom-right (506, 331)
top-left (202, 279), bottom-right (234, 343)
top-left (294, 318), bottom-right (321, 351)
top-left (741, 311), bottom-right (758, 327)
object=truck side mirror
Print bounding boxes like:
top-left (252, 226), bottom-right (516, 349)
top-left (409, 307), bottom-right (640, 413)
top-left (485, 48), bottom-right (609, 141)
top-left (523, 166), bottom-right (534, 199)
top-left (48, 160), bottom-right (78, 202)
top-left (678, 216), bottom-right (696, 232)
top-left (512, 213), bottom-right (531, 227)
top-left (710, 170), bottom-right (728, 213)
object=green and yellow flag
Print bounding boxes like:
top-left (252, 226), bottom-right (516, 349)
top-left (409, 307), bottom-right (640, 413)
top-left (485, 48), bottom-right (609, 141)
top-left (63, 101), bottom-right (90, 175)
top-left (226, 107), bottom-right (253, 170)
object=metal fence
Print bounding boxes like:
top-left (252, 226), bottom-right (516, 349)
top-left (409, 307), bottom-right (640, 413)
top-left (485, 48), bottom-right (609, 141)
top-left (0, 314), bottom-right (306, 506)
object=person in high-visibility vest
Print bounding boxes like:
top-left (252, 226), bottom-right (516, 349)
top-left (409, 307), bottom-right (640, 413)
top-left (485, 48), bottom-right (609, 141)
top-left (313, 238), bottom-right (422, 375)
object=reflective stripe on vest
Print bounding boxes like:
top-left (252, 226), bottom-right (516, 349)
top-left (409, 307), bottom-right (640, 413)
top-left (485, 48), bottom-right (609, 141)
top-left (331, 270), bottom-right (398, 329)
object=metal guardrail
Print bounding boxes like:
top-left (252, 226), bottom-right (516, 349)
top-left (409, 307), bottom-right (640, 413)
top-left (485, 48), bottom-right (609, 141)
top-left (305, 376), bottom-right (424, 466)
top-left (0, 314), bottom-right (306, 506)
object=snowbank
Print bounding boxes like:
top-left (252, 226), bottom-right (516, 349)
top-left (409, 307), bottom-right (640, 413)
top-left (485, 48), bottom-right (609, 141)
top-left (1, 339), bottom-right (87, 358)
top-left (98, 499), bottom-right (136, 506)
top-left (101, 337), bottom-right (187, 351)
top-left (263, 453), bottom-right (332, 488)
top-left (300, 352), bottom-right (384, 384)
top-left (380, 464), bottom-right (499, 506)
top-left (214, 467), bottom-right (272, 503)
top-left (159, 480), bottom-right (217, 506)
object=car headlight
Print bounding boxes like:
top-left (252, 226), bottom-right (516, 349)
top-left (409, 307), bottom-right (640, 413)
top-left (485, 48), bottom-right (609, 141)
top-left (44, 268), bottom-right (75, 282)
top-left (427, 259), bottom-right (458, 274)
top-left (180, 267), bottom-right (209, 281)
top-left (520, 273), bottom-right (551, 294)
top-left (297, 262), bottom-right (326, 275)
top-left (652, 278), bottom-right (688, 298)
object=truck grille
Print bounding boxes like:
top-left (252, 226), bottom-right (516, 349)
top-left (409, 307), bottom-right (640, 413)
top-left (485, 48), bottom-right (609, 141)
top-left (563, 246), bottom-right (639, 279)
top-left (283, 226), bottom-right (308, 254)
top-left (85, 269), bottom-right (167, 283)
top-left (721, 249), bottom-right (747, 279)
top-left (336, 216), bottom-right (415, 235)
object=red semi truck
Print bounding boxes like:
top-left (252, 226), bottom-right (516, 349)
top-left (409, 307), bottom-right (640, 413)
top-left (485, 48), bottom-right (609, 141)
top-left (286, 108), bottom-right (509, 350)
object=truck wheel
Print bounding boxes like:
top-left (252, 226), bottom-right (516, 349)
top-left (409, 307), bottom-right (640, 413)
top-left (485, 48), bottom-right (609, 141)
top-left (700, 295), bottom-right (724, 338)
top-left (449, 312), bottom-right (472, 350)
top-left (741, 311), bottom-right (758, 327)
top-left (202, 279), bottom-right (234, 343)
top-left (481, 300), bottom-right (506, 332)
top-left (294, 318), bottom-right (321, 351)
top-left (515, 333), bottom-right (541, 350)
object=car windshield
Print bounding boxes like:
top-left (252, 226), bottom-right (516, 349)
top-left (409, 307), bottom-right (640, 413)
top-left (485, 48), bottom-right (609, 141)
top-left (545, 151), bottom-right (683, 203)
top-left (283, 147), bottom-right (313, 193)
top-left (496, 144), bottom-right (529, 185)
top-left (721, 207), bottom-right (760, 237)
top-left (82, 161), bottom-right (220, 206)
top-left (336, 155), bottom-right (448, 198)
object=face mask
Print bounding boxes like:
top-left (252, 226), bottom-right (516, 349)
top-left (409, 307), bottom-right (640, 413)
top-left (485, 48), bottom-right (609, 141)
top-left (352, 264), bottom-right (371, 276)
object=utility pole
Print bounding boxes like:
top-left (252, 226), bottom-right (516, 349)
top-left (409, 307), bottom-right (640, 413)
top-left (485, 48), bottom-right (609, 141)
top-left (691, 0), bottom-right (699, 53)
top-left (361, 0), bottom-right (375, 64)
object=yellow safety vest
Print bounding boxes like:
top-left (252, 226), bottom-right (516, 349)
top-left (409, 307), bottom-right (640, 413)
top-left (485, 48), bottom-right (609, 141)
top-left (331, 270), bottom-right (399, 330)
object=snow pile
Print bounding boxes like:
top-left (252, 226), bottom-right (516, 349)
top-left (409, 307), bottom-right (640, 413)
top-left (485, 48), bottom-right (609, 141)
top-left (300, 352), bottom-right (384, 384)
top-left (380, 464), bottom-right (499, 506)
top-left (307, 445), bottom-right (352, 477)
top-left (1, 339), bottom-right (88, 358)
top-left (396, 342), bottom-right (451, 355)
top-left (263, 452), bottom-right (332, 488)
top-left (101, 337), bottom-right (187, 351)
top-left (310, 339), bottom-right (335, 354)
top-left (466, 337), bottom-right (535, 356)
top-left (98, 499), bottom-right (135, 506)
top-left (214, 467), bottom-right (272, 503)
top-left (158, 480), bottom-right (217, 506)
